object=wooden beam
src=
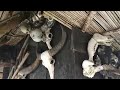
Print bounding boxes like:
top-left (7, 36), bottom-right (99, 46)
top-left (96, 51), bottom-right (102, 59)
top-left (103, 26), bottom-right (120, 36)
top-left (82, 11), bottom-right (97, 32)
top-left (11, 52), bottom-right (29, 79)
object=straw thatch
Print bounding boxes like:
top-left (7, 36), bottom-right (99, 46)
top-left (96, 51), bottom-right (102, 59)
top-left (44, 11), bottom-right (120, 51)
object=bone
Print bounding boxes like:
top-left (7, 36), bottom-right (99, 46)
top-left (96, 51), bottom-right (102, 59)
top-left (82, 60), bottom-right (118, 78)
top-left (40, 50), bottom-right (55, 79)
top-left (46, 41), bottom-right (52, 49)
top-left (93, 33), bottom-right (113, 45)
top-left (15, 58), bottom-right (41, 79)
top-left (47, 64), bottom-right (54, 79)
top-left (45, 30), bottom-right (53, 49)
top-left (11, 52), bottom-right (29, 79)
top-left (48, 25), bottom-right (67, 56)
top-left (38, 25), bottom-right (67, 79)
top-left (87, 33), bottom-right (113, 62)
top-left (14, 47), bottom-right (41, 79)
top-left (82, 60), bottom-right (104, 78)
top-left (87, 38), bottom-right (99, 61)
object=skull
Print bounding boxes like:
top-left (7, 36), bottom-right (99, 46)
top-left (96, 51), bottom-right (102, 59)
top-left (82, 60), bottom-right (103, 78)
top-left (38, 25), bottom-right (67, 79)
top-left (30, 28), bottom-right (45, 42)
top-left (40, 51), bottom-right (55, 79)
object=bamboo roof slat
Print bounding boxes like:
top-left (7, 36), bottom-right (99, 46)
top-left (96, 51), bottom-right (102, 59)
top-left (43, 11), bottom-right (120, 51)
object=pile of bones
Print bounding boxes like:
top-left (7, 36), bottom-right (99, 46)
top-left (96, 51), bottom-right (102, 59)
top-left (82, 33), bottom-right (120, 79)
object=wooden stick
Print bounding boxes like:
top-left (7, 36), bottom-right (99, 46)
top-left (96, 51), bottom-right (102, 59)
top-left (16, 58), bottom-right (41, 77)
top-left (7, 65), bottom-right (15, 79)
top-left (82, 11), bottom-right (97, 32)
top-left (11, 52), bottom-right (29, 79)
top-left (21, 43), bottom-right (28, 59)
top-left (0, 12), bottom-right (21, 26)
top-left (14, 35), bottom-right (29, 70)
top-left (15, 46), bottom-right (41, 79)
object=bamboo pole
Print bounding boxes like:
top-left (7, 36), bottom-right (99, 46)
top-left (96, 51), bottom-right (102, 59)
top-left (11, 52), bottom-right (29, 79)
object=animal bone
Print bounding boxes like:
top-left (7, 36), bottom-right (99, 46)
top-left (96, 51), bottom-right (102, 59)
top-left (11, 52), bottom-right (29, 79)
top-left (82, 60), bottom-right (117, 78)
top-left (83, 33), bottom-right (113, 78)
top-left (40, 17), bottom-right (55, 49)
top-left (93, 33), bottom-right (113, 45)
top-left (14, 59), bottom-right (41, 79)
top-left (29, 27), bottom-right (53, 49)
top-left (41, 25), bottom-right (53, 49)
top-left (14, 48), bottom-right (41, 79)
top-left (37, 25), bottom-right (66, 79)
top-left (82, 60), bottom-right (104, 78)
top-left (87, 33), bottom-right (113, 62)
top-left (45, 29), bottom-right (53, 49)
top-left (30, 16), bottom-right (54, 49)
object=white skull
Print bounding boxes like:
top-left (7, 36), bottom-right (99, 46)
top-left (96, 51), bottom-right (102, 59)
top-left (82, 60), bottom-right (94, 69)
top-left (40, 51), bottom-right (55, 79)
top-left (82, 60), bottom-right (103, 78)
top-left (30, 29), bottom-right (45, 42)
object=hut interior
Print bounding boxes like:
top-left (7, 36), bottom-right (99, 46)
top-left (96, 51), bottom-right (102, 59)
top-left (0, 11), bottom-right (120, 79)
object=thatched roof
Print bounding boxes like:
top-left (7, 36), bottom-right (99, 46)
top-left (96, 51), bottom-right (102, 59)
top-left (0, 11), bottom-right (120, 51)
top-left (43, 11), bottom-right (120, 51)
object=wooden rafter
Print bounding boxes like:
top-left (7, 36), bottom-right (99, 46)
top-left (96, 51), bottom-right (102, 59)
top-left (82, 11), bottom-right (97, 32)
